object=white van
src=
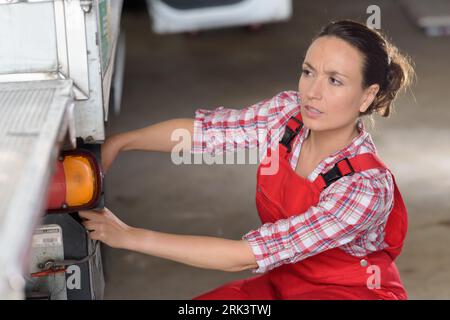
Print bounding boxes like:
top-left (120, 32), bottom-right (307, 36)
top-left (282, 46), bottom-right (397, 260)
top-left (147, 0), bottom-right (293, 34)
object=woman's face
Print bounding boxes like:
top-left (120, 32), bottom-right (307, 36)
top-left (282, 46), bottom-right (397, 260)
top-left (298, 36), bottom-right (379, 132)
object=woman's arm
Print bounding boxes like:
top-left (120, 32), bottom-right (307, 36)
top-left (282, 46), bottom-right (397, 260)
top-left (128, 229), bottom-right (257, 272)
top-left (101, 91), bottom-right (299, 171)
top-left (101, 118), bottom-right (194, 172)
top-left (79, 208), bottom-right (258, 272)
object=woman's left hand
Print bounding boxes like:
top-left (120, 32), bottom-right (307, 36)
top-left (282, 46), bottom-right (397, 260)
top-left (79, 208), bottom-right (135, 249)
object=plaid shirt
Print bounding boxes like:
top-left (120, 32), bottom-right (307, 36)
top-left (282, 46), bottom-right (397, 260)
top-left (192, 91), bottom-right (395, 273)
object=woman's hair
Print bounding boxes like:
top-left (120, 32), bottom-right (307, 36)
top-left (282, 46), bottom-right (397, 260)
top-left (315, 20), bottom-right (415, 117)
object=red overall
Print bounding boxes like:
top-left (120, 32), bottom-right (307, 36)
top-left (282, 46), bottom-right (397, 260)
top-left (195, 113), bottom-right (408, 300)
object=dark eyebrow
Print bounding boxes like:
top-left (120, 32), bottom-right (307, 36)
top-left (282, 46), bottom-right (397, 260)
top-left (303, 61), bottom-right (316, 71)
top-left (302, 61), bottom-right (349, 79)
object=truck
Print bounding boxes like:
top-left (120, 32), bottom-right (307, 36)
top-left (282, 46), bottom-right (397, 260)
top-left (0, 0), bottom-right (295, 300)
top-left (0, 0), bottom-right (125, 300)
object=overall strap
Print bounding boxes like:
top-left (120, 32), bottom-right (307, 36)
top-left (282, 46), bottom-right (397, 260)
top-left (312, 153), bottom-right (407, 260)
top-left (279, 113), bottom-right (304, 153)
top-left (313, 153), bottom-right (389, 191)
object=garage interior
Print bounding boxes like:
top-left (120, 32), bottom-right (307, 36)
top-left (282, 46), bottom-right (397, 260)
top-left (101, 0), bottom-right (450, 299)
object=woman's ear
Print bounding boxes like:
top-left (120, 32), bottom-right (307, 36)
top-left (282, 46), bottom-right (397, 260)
top-left (360, 84), bottom-right (380, 113)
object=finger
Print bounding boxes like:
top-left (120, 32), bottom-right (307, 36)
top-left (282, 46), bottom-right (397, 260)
top-left (88, 230), bottom-right (102, 241)
top-left (78, 210), bottom-right (97, 220)
top-left (82, 221), bottom-right (94, 232)
top-left (82, 221), bottom-right (102, 233)
top-left (102, 207), bottom-right (115, 218)
top-left (82, 220), bottom-right (92, 231)
top-left (79, 209), bottom-right (105, 221)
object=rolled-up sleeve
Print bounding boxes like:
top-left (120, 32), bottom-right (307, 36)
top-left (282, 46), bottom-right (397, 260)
top-left (191, 91), bottom-right (300, 156)
top-left (242, 169), bottom-right (394, 273)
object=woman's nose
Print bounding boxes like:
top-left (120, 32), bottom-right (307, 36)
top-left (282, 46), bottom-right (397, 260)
top-left (305, 78), bottom-right (323, 100)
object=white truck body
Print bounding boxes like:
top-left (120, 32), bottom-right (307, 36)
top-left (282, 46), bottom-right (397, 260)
top-left (0, 0), bottom-right (124, 141)
top-left (0, 0), bottom-right (124, 299)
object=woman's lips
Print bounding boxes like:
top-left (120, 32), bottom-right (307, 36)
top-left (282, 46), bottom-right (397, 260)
top-left (303, 105), bottom-right (323, 118)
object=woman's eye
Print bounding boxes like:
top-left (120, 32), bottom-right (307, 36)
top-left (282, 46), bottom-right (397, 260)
top-left (329, 77), bottom-right (342, 86)
top-left (301, 69), bottom-right (311, 76)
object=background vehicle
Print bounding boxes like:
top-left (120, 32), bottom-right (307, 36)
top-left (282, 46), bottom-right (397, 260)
top-left (146, 0), bottom-right (293, 34)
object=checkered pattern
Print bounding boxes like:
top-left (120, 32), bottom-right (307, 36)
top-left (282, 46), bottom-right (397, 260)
top-left (192, 91), bottom-right (395, 273)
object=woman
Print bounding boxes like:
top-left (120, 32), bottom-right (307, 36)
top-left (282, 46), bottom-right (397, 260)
top-left (80, 20), bottom-right (414, 300)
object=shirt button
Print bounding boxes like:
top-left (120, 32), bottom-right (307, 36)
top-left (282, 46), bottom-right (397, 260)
top-left (360, 259), bottom-right (368, 267)
top-left (257, 187), bottom-right (262, 192)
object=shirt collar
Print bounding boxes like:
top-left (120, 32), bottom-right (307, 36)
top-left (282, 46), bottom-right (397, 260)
top-left (297, 118), bottom-right (375, 162)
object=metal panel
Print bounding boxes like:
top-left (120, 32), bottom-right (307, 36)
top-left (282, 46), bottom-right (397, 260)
top-left (74, 0), bottom-right (123, 140)
top-left (0, 0), bottom-right (124, 142)
top-left (0, 80), bottom-right (75, 299)
top-left (0, 0), bottom-right (90, 99)
top-left (64, 0), bottom-right (90, 99)
top-left (73, 1), bottom-right (104, 142)
top-left (0, 1), bottom-right (58, 74)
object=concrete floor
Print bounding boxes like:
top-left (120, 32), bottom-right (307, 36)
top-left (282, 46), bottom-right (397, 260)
top-left (102, 0), bottom-right (450, 299)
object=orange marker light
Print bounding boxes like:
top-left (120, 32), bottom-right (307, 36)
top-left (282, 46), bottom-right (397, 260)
top-left (63, 156), bottom-right (95, 207)
top-left (46, 150), bottom-right (102, 213)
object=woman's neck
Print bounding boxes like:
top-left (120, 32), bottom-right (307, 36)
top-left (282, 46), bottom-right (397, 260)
top-left (304, 121), bottom-right (360, 160)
